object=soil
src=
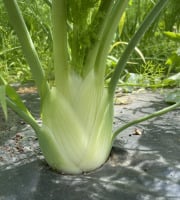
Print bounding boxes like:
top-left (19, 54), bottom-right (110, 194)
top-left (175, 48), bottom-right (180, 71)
top-left (0, 87), bottom-right (179, 200)
top-left (0, 85), bottom-right (41, 167)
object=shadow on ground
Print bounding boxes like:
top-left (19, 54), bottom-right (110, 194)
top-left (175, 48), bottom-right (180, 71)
top-left (0, 91), bottom-right (179, 200)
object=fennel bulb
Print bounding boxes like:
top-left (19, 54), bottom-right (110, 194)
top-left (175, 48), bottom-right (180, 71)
top-left (40, 71), bottom-right (113, 173)
top-left (1, 0), bottom-right (177, 175)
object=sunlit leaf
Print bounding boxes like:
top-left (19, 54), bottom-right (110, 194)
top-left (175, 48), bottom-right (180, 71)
top-left (118, 12), bottom-right (126, 37)
top-left (109, 41), bottom-right (146, 64)
top-left (6, 85), bottom-right (31, 115)
top-left (164, 31), bottom-right (180, 42)
top-left (166, 52), bottom-right (180, 67)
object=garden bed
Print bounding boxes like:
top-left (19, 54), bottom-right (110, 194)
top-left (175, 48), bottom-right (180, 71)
top-left (0, 89), bottom-right (180, 200)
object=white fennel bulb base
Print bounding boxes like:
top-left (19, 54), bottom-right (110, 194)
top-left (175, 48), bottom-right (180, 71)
top-left (38, 72), bottom-right (114, 174)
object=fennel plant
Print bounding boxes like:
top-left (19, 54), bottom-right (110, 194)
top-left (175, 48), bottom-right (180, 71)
top-left (1, 0), bottom-right (179, 174)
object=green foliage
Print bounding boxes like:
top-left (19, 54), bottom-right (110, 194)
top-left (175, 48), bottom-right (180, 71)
top-left (163, 73), bottom-right (180, 88)
top-left (164, 32), bottom-right (180, 74)
top-left (137, 61), bottom-right (165, 86)
top-left (1, 0), bottom-right (179, 174)
top-left (163, 0), bottom-right (180, 31)
top-left (66, 0), bottom-right (102, 73)
top-left (117, 61), bottom-right (167, 91)
top-left (162, 31), bottom-right (180, 105)
top-left (166, 51), bottom-right (180, 74)
top-left (105, 41), bottom-right (146, 83)
top-left (0, 7), bottom-right (30, 83)
top-left (0, 85), bottom-right (7, 120)
top-left (165, 89), bottom-right (180, 104)
top-left (164, 31), bottom-right (180, 41)
top-left (118, 0), bottom-right (179, 70)
top-left (0, 0), bottom-right (179, 86)
top-left (0, 0), bottom-right (52, 83)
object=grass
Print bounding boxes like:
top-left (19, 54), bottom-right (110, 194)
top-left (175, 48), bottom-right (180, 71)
top-left (0, 0), bottom-right (52, 83)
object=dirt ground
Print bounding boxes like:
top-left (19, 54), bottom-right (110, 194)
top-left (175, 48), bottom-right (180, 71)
top-left (0, 88), bottom-right (180, 200)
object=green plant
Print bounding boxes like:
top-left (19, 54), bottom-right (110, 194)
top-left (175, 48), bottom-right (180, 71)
top-left (163, 31), bottom-right (180, 103)
top-left (164, 32), bottom-right (180, 74)
top-left (119, 0), bottom-right (179, 70)
top-left (105, 41), bottom-right (146, 82)
top-left (1, 0), bottom-right (179, 174)
top-left (115, 61), bottom-right (166, 91)
top-left (137, 61), bottom-right (165, 85)
top-left (0, 1), bottom-right (52, 83)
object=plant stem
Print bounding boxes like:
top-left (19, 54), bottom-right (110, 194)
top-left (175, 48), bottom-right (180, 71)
top-left (6, 98), bottom-right (41, 135)
top-left (52, 0), bottom-right (69, 91)
top-left (112, 101), bottom-right (180, 140)
top-left (94, 0), bottom-right (129, 80)
top-left (83, 1), bottom-right (114, 77)
top-left (44, 0), bottom-right (52, 7)
top-left (83, 0), bottom-right (129, 80)
top-left (117, 83), bottom-right (175, 88)
top-left (108, 0), bottom-right (169, 98)
top-left (3, 0), bottom-right (49, 99)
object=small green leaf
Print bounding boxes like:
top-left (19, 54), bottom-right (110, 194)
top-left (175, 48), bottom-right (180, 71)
top-left (162, 73), bottom-right (180, 88)
top-left (118, 12), bottom-right (126, 37)
top-left (166, 52), bottom-right (180, 67)
top-left (0, 85), bottom-right (8, 120)
top-left (164, 32), bottom-right (180, 42)
top-left (6, 85), bottom-right (31, 115)
top-left (165, 89), bottom-right (180, 104)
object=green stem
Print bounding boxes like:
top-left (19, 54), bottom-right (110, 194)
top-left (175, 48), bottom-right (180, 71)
top-left (112, 101), bottom-right (180, 141)
top-left (44, 0), bottom-right (52, 7)
top-left (108, 0), bottom-right (169, 98)
top-left (52, 0), bottom-right (69, 91)
top-left (83, 0), bottom-right (129, 84)
top-left (116, 83), bottom-right (175, 88)
top-left (6, 98), bottom-right (41, 136)
top-left (3, 0), bottom-right (49, 99)
top-left (94, 0), bottom-right (129, 80)
top-left (83, 1), bottom-right (114, 77)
